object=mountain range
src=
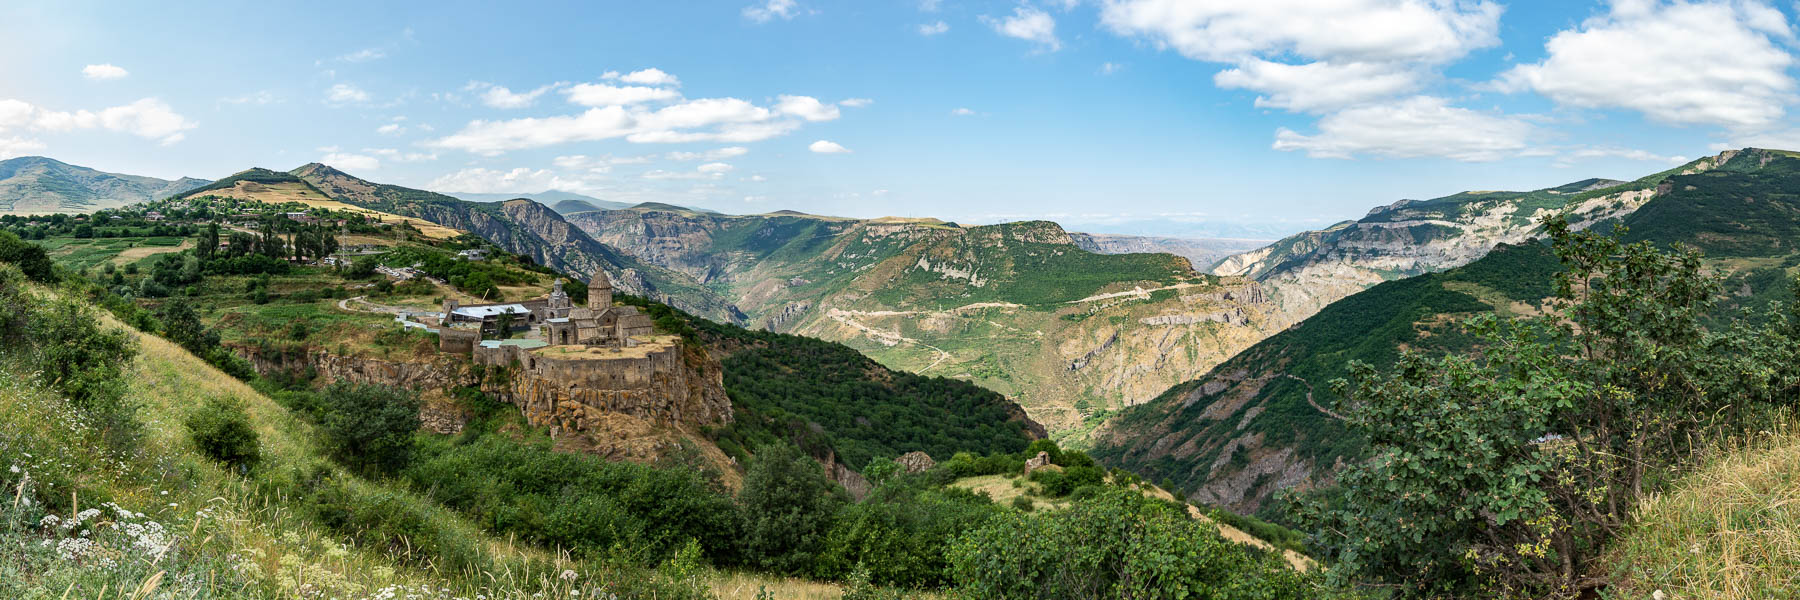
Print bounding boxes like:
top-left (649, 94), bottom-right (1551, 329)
top-left (1092, 148), bottom-right (1800, 513)
top-left (0, 156), bottom-right (209, 214)
top-left (446, 189), bottom-right (634, 212)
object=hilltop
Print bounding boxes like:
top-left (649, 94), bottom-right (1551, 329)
top-left (0, 156), bottom-right (209, 214)
top-left (446, 189), bottom-right (634, 212)
top-left (1094, 148), bottom-right (1800, 513)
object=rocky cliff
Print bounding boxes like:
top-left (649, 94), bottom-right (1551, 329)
top-left (234, 342), bottom-right (736, 468)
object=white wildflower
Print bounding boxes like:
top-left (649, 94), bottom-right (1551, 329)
top-left (559, 569), bottom-right (578, 581)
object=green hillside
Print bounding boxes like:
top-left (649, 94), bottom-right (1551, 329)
top-left (0, 156), bottom-right (210, 215)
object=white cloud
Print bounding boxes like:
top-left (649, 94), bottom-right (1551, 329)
top-left (1214, 59), bottom-right (1419, 113)
top-left (605, 68), bottom-right (682, 87)
top-left (365, 147), bottom-right (435, 162)
top-left (746, 174), bottom-right (767, 182)
top-left (0, 97), bottom-right (196, 145)
top-left (1272, 96), bottom-right (1534, 162)
top-left (376, 123), bottom-right (404, 135)
top-left (666, 146), bottom-right (749, 161)
top-left (0, 136), bottom-right (46, 159)
top-left (1099, 62), bottom-right (1122, 75)
top-left (809, 139), bottom-right (851, 153)
top-left (950, 107), bottom-right (976, 116)
top-left (321, 152), bottom-right (380, 171)
top-left (919, 0), bottom-right (941, 10)
top-left (644, 163), bottom-right (734, 180)
top-left (743, 0), bottom-right (799, 23)
top-left (1556, 146), bottom-right (1689, 166)
top-left (1099, 0), bottom-right (1500, 65)
top-left (919, 20), bottom-right (950, 36)
top-left (982, 6), bottom-right (1060, 51)
top-left (839, 98), bottom-right (873, 108)
top-left (430, 167), bottom-right (592, 194)
top-left (432, 96), bottom-right (816, 153)
top-left (82, 64), bottom-right (128, 80)
top-left (564, 83), bottom-right (680, 106)
top-left (775, 95), bottom-right (841, 121)
top-left (475, 82), bottom-right (565, 109)
top-left (1498, 0), bottom-right (1797, 129)
top-left (1100, 0), bottom-right (1500, 113)
top-left (326, 83), bottom-right (370, 104)
top-left (697, 162), bottom-right (735, 174)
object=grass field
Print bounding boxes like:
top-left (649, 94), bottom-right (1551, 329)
top-left (37, 236), bottom-right (188, 271)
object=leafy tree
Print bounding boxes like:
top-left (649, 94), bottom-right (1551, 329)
top-left (319, 383), bottom-right (420, 475)
top-left (0, 230), bottom-right (54, 283)
top-left (738, 443), bottom-right (848, 574)
top-left (1296, 216), bottom-right (1736, 597)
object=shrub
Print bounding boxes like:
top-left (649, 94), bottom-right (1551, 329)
top-left (738, 443), bottom-right (848, 574)
top-left (185, 397), bottom-right (261, 471)
top-left (948, 489), bottom-right (1313, 599)
top-left (318, 383), bottom-right (420, 475)
top-left (817, 481), bottom-right (1000, 587)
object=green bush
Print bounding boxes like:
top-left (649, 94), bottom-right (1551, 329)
top-left (318, 383), bottom-right (419, 475)
top-left (738, 443), bottom-right (848, 574)
top-left (185, 396), bottom-right (261, 471)
top-left (948, 488), bottom-right (1313, 599)
top-left (817, 480), bottom-right (1000, 587)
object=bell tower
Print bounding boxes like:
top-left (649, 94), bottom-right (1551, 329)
top-left (589, 269), bottom-right (613, 310)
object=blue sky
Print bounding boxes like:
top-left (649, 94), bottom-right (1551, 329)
top-left (3, 0), bottom-right (1798, 237)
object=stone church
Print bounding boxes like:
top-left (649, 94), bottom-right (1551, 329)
top-left (541, 270), bottom-right (655, 347)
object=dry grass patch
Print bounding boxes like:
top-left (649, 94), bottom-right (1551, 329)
top-left (1605, 422), bottom-right (1800, 599)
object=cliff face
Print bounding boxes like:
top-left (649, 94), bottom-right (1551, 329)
top-left (1207, 158), bottom-right (1735, 333)
top-left (235, 343), bottom-right (735, 468)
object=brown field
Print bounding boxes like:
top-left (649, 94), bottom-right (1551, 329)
top-left (112, 238), bottom-right (193, 264)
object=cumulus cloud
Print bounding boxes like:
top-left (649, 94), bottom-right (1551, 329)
top-left (919, 20), bottom-right (950, 36)
top-left (326, 83), bottom-right (370, 104)
top-left (1271, 96), bottom-right (1533, 162)
top-left (775, 95), bottom-right (840, 121)
top-left (82, 64), bottom-right (128, 80)
top-left (365, 147), bottom-right (435, 162)
top-left (1214, 59), bottom-right (1419, 114)
top-left (564, 83), bottom-right (680, 106)
top-left (0, 136), bottom-right (47, 159)
top-left (743, 0), bottom-right (799, 23)
top-left (605, 68), bottom-right (682, 87)
top-left (0, 97), bottom-right (196, 145)
top-left (473, 82), bottom-right (565, 109)
top-left (1553, 146), bottom-right (1689, 167)
top-left (338, 47), bottom-right (386, 63)
top-left (376, 123), bottom-right (404, 135)
top-left (321, 152), bottom-right (380, 171)
top-left (430, 167), bottom-right (593, 194)
top-left (839, 98), bottom-right (873, 108)
top-left (697, 162), bottom-right (734, 173)
top-left (644, 162), bottom-right (735, 180)
top-left (809, 140), bottom-right (851, 153)
top-left (1498, 0), bottom-right (1797, 129)
top-left (982, 6), bottom-right (1059, 51)
top-left (430, 70), bottom-right (842, 154)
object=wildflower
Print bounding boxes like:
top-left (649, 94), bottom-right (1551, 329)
top-left (38, 515), bottom-right (60, 529)
top-left (7, 464), bottom-right (17, 473)
top-left (559, 570), bottom-right (579, 582)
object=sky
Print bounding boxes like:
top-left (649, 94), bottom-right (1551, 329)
top-left (3, 0), bottom-right (1799, 237)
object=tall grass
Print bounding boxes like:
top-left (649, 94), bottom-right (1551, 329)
top-left (1605, 419), bottom-right (1800, 599)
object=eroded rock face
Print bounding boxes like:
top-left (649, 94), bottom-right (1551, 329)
top-left (234, 344), bottom-right (732, 466)
top-left (896, 451), bottom-right (937, 474)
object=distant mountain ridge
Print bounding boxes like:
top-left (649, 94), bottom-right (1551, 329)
top-left (1069, 232), bottom-right (1270, 272)
top-left (1094, 148), bottom-right (1800, 513)
top-left (447, 189), bottom-right (635, 212)
top-left (0, 156), bottom-right (210, 214)
top-left (1206, 162), bottom-right (1730, 332)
